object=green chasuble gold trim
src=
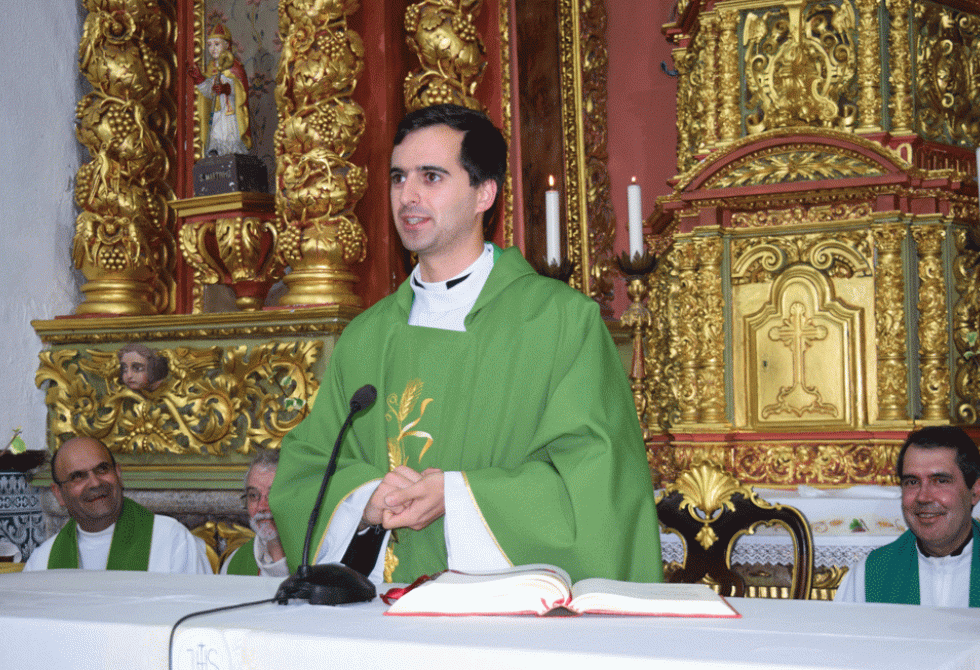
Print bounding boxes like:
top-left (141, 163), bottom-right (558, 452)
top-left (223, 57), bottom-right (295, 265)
top-left (47, 497), bottom-right (155, 570)
top-left (272, 246), bottom-right (663, 584)
top-left (865, 518), bottom-right (980, 607)
top-left (225, 538), bottom-right (260, 575)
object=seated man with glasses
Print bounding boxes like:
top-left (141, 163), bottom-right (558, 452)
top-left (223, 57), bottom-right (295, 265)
top-left (24, 436), bottom-right (211, 573)
top-left (221, 450), bottom-right (288, 576)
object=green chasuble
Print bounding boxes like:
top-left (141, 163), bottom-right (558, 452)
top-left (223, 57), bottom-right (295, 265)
top-left (865, 518), bottom-right (980, 607)
top-left (271, 246), bottom-right (663, 584)
top-left (47, 497), bottom-right (154, 570)
top-left (224, 538), bottom-right (260, 576)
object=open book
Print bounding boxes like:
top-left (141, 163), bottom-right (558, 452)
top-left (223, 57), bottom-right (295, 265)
top-left (383, 564), bottom-right (740, 617)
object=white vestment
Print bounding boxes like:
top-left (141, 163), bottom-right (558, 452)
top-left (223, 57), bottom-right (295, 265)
top-left (834, 538), bottom-right (974, 608)
top-left (23, 514), bottom-right (212, 575)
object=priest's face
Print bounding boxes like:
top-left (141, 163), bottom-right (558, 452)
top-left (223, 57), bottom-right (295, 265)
top-left (51, 437), bottom-right (124, 533)
top-left (390, 124), bottom-right (495, 282)
top-left (900, 445), bottom-right (980, 556)
top-left (245, 465), bottom-right (279, 542)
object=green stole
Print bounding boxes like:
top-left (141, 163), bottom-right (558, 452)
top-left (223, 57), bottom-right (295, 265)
top-left (47, 497), bottom-right (154, 571)
top-left (225, 538), bottom-right (260, 575)
top-left (865, 518), bottom-right (980, 607)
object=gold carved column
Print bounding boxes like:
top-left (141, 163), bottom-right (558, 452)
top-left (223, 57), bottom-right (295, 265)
top-left (673, 238), bottom-right (702, 426)
top-left (274, 0), bottom-right (367, 308)
top-left (717, 10), bottom-right (740, 143)
top-left (855, 0), bottom-right (882, 133)
top-left (873, 223), bottom-right (909, 423)
top-left (913, 226), bottom-right (950, 422)
top-left (72, 0), bottom-right (177, 315)
top-left (886, 0), bottom-right (913, 134)
top-left (694, 236), bottom-right (727, 426)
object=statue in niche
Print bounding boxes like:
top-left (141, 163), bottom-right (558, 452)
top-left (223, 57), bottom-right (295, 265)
top-left (117, 342), bottom-right (169, 393)
top-left (187, 23), bottom-right (268, 195)
top-left (189, 23), bottom-right (252, 157)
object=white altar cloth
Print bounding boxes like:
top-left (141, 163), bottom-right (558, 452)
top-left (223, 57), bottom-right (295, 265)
top-left (1, 570), bottom-right (979, 670)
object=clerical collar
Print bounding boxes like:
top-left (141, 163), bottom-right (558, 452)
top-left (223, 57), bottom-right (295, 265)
top-left (407, 244), bottom-right (494, 332)
top-left (412, 273), bottom-right (471, 291)
top-left (916, 534), bottom-right (973, 558)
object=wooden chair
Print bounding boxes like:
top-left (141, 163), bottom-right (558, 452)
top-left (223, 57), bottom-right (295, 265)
top-left (655, 461), bottom-right (813, 599)
top-left (191, 521), bottom-right (255, 574)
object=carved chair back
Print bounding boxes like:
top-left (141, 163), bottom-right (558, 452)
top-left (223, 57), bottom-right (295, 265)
top-left (655, 461), bottom-right (814, 599)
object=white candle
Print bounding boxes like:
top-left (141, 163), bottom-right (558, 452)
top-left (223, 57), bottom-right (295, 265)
top-left (546, 175), bottom-right (560, 265)
top-left (628, 177), bottom-right (643, 259)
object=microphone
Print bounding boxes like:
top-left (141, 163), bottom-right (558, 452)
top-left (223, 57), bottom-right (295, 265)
top-left (275, 384), bottom-right (378, 605)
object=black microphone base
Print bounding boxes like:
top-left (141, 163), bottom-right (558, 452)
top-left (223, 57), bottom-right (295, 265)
top-left (274, 563), bottom-right (377, 606)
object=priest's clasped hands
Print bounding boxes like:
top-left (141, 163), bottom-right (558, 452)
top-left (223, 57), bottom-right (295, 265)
top-left (362, 465), bottom-right (445, 531)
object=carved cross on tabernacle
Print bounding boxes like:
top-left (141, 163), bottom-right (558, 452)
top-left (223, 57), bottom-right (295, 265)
top-left (771, 302), bottom-right (825, 384)
top-left (762, 301), bottom-right (837, 418)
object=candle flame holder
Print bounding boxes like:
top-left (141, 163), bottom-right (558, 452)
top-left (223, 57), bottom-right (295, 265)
top-left (617, 249), bottom-right (657, 277)
top-left (535, 256), bottom-right (574, 282)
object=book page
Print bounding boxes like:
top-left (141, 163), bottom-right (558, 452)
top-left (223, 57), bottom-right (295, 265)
top-left (385, 564), bottom-right (572, 616)
top-left (569, 580), bottom-right (740, 617)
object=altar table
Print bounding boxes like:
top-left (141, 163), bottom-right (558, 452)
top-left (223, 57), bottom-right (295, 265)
top-left (1, 570), bottom-right (978, 670)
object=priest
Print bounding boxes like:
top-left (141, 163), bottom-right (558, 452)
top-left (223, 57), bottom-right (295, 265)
top-left (222, 450), bottom-right (288, 576)
top-left (269, 104), bottom-right (663, 585)
top-left (24, 436), bottom-right (211, 574)
top-left (835, 426), bottom-right (980, 607)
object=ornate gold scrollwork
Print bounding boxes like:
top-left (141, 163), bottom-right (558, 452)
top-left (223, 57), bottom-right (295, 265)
top-left (35, 341), bottom-right (321, 456)
top-left (743, 0), bottom-right (858, 134)
top-left (730, 441), bottom-right (900, 485)
top-left (404, 0), bottom-right (486, 111)
top-left (73, 0), bottom-right (177, 315)
top-left (912, 3), bottom-right (980, 147)
top-left (178, 216), bottom-right (285, 311)
top-left (952, 226), bottom-right (980, 423)
top-left (275, 0), bottom-right (367, 308)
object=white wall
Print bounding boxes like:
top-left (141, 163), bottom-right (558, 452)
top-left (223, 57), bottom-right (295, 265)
top-left (0, 0), bottom-right (82, 454)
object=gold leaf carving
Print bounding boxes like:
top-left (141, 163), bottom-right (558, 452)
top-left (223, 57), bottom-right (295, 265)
top-left (912, 3), bottom-right (980, 147)
top-left (72, 0), bottom-right (177, 315)
top-left (275, 1), bottom-right (367, 307)
top-left (35, 341), bottom-right (322, 456)
top-left (743, 2), bottom-right (858, 133)
top-left (404, 1), bottom-right (486, 111)
top-left (707, 149), bottom-right (883, 188)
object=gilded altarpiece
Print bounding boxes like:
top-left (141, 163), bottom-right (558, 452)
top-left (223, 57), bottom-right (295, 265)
top-left (650, 0), bottom-right (980, 489)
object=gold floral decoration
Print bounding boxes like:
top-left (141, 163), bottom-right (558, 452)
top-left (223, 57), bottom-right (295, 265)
top-left (72, 0), bottom-right (177, 315)
top-left (35, 342), bottom-right (322, 456)
top-left (403, 0), bottom-right (486, 111)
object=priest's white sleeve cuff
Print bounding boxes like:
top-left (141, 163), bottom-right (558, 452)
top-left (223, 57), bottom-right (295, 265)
top-left (314, 480), bottom-right (389, 585)
top-left (443, 470), bottom-right (511, 572)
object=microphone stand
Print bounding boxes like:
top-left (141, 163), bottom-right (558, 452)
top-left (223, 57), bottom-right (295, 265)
top-left (274, 386), bottom-right (378, 605)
